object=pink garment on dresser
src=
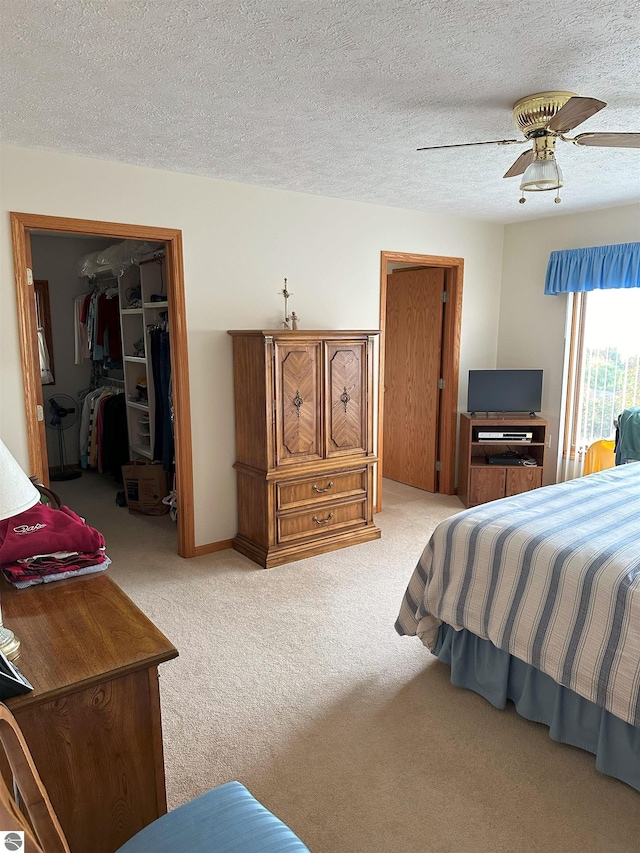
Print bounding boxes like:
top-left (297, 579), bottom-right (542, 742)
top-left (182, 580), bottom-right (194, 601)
top-left (0, 504), bottom-right (104, 563)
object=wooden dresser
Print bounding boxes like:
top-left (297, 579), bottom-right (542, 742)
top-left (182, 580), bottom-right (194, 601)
top-left (228, 330), bottom-right (381, 567)
top-left (2, 572), bottom-right (178, 853)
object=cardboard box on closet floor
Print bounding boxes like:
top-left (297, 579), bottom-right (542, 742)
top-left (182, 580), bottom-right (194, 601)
top-left (121, 461), bottom-right (170, 515)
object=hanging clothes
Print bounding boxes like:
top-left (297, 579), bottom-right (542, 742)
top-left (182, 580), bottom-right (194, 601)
top-left (73, 294), bottom-right (91, 364)
top-left (149, 327), bottom-right (174, 472)
top-left (78, 282), bottom-right (122, 366)
top-left (95, 290), bottom-right (122, 361)
top-left (79, 387), bottom-right (102, 467)
top-left (79, 386), bottom-right (127, 478)
top-left (101, 393), bottom-right (129, 480)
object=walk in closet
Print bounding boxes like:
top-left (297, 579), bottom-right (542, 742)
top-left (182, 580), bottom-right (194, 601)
top-left (29, 233), bottom-right (176, 527)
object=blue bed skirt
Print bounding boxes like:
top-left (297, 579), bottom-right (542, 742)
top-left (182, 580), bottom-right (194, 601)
top-left (434, 623), bottom-right (640, 792)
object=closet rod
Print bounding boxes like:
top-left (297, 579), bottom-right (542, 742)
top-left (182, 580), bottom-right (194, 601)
top-left (99, 377), bottom-right (125, 389)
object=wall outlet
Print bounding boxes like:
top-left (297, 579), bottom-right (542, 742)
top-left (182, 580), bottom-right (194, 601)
top-left (546, 433), bottom-right (552, 448)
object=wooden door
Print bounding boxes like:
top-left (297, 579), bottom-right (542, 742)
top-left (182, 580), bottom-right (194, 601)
top-left (383, 267), bottom-right (444, 490)
top-left (274, 341), bottom-right (323, 466)
top-left (325, 340), bottom-right (367, 458)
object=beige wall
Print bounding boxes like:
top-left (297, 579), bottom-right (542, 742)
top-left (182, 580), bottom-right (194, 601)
top-left (498, 203), bottom-right (640, 483)
top-left (0, 144), bottom-right (504, 546)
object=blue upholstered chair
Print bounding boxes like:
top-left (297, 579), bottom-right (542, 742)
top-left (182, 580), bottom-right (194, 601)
top-left (0, 703), bottom-right (310, 853)
top-left (115, 781), bottom-right (310, 853)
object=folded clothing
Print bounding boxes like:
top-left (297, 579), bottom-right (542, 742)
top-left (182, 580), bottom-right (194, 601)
top-left (2, 550), bottom-right (107, 584)
top-left (0, 504), bottom-right (104, 564)
top-left (4, 558), bottom-right (110, 589)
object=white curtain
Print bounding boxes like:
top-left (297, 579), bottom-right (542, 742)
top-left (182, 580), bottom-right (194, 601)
top-left (557, 293), bottom-right (585, 483)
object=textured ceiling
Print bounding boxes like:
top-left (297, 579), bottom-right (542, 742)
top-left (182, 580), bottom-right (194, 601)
top-left (1, 0), bottom-right (639, 223)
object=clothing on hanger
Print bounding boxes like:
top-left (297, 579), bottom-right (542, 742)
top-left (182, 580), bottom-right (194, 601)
top-left (149, 325), bottom-right (174, 472)
top-left (77, 281), bottom-right (122, 364)
top-left (79, 385), bottom-right (127, 478)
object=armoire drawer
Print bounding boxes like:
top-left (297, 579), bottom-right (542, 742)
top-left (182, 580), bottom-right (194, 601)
top-left (277, 499), bottom-right (367, 543)
top-left (276, 469), bottom-right (367, 510)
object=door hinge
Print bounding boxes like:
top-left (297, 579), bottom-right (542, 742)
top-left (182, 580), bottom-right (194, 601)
top-left (440, 291), bottom-right (448, 303)
top-left (36, 405), bottom-right (44, 421)
top-left (435, 460), bottom-right (441, 472)
top-left (26, 268), bottom-right (34, 286)
top-left (437, 378), bottom-right (445, 390)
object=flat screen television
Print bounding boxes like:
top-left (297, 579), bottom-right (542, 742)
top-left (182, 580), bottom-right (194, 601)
top-left (467, 369), bottom-right (543, 415)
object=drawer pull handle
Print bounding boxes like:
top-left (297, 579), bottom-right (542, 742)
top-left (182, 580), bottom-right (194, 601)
top-left (312, 512), bottom-right (334, 525)
top-left (340, 386), bottom-right (351, 413)
top-left (293, 389), bottom-right (303, 417)
top-left (312, 481), bottom-right (334, 493)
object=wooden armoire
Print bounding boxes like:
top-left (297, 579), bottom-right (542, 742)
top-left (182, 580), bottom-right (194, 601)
top-left (228, 330), bottom-right (381, 567)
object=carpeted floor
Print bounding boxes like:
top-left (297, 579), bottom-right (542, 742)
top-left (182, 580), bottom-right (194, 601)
top-left (54, 471), bottom-right (640, 853)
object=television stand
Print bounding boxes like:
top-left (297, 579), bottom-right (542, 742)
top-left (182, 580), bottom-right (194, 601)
top-left (467, 411), bottom-right (539, 419)
top-left (458, 413), bottom-right (548, 507)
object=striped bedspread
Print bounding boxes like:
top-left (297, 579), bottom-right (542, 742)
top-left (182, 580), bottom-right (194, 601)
top-left (396, 463), bottom-right (640, 727)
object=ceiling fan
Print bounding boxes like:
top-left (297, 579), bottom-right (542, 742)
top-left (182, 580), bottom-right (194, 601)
top-left (418, 91), bottom-right (640, 203)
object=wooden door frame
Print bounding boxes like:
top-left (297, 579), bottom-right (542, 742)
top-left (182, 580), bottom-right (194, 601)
top-left (10, 212), bottom-right (196, 558)
top-left (377, 251), bottom-right (463, 509)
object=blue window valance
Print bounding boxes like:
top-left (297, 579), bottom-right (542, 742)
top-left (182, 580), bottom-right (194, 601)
top-left (544, 242), bottom-right (640, 295)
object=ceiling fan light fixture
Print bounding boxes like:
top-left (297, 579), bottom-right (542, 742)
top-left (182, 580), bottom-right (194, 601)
top-left (519, 156), bottom-right (563, 193)
top-left (417, 90), bottom-right (639, 207)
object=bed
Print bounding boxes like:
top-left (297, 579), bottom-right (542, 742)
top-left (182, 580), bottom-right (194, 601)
top-left (396, 462), bottom-right (640, 791)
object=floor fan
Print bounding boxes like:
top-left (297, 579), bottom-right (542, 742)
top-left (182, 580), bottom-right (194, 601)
top-left (45, 394), bottom-right (82, 481)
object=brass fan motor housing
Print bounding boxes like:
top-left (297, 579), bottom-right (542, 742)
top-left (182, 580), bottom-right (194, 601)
top-left (512, 91), bottom-right (577, 137)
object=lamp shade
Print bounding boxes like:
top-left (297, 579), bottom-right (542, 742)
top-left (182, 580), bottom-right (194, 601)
top-left (519, 157), bottom-right (563, 192)
top-left (0, 439), bottom-right (40, 521)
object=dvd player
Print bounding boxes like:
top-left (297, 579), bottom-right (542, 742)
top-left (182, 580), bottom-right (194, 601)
top-left (477, 431), bottom-right (532, 442)
top-left (486, 453), bottom-right (537, 466)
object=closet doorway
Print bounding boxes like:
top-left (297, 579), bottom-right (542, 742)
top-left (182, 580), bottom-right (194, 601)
top-left (377, 251), bottom-right (463, 510)
top-left (10, 212), bottom-right (195, 558)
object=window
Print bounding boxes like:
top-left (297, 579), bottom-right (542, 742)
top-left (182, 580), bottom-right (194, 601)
top-left (563, 288), bottom-right (640, 469)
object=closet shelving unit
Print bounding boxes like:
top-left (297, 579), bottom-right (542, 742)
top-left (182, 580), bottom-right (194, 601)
top-left (118, 251), bottom-right (168, 461)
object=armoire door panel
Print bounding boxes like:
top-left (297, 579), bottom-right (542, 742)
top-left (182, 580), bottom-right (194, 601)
top-left (325, 342), bottom-right (367, 457)
top-left (274, 343), bottom-right (322, 465)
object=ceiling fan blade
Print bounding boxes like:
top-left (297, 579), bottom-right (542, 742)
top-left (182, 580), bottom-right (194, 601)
top-left (573, 132), bottom-right (640, 149)
top-left (503, 148), bottom-right (534, 178)
top-left (547, 96), bottom-right (607, 133)
top-left (417, 139), bottom-right (522, 151)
